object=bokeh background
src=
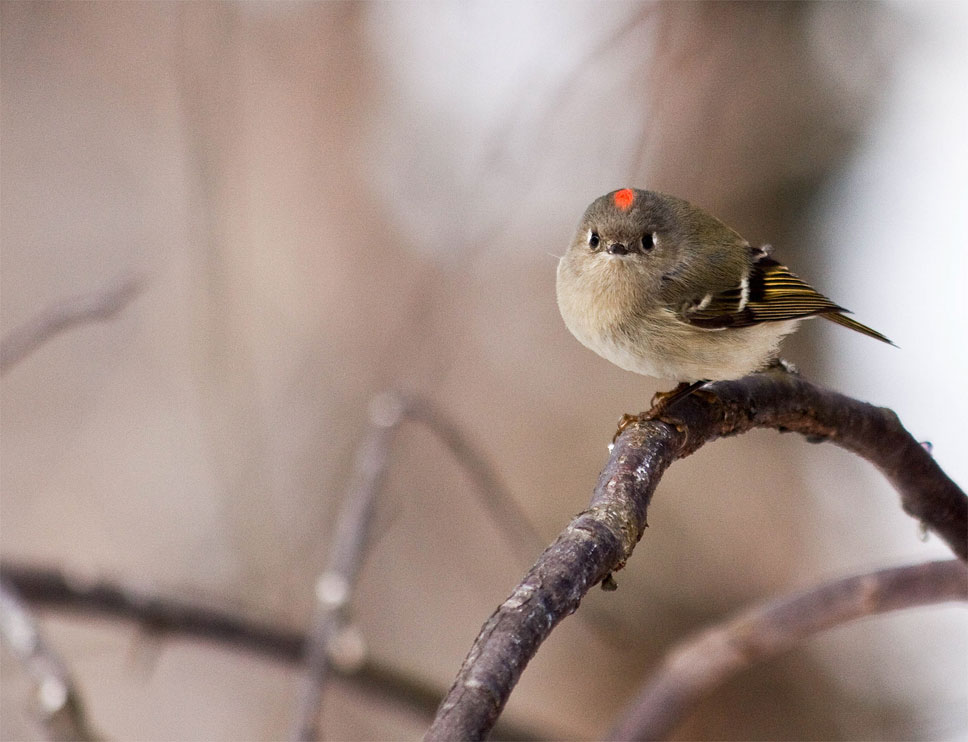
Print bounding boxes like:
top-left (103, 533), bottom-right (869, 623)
top-left (2, 2), bottom-right (966, 740)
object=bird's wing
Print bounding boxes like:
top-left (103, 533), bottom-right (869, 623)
top-left (681, 255), bottom-right (893, 344)
top-left (680, 256), bottom-right (839, 327)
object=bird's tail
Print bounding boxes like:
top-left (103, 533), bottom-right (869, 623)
top-left (823, 311), bottom-right (895, 346)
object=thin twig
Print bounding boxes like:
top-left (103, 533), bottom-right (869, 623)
top-left (425, 370), bottom-right (967, 741)
top-left (0, 274), bottom-right (145, 375)
top-left (290, 392), bottom-right (409, 742)
top-left (608, 559), bottom-right (968, 741)
top-left (0, 577), bottom-right (99, 741)
top-left (0, 562), bottom-right (541, 741)
top-left (405, 397), bottom-right (546, 566)
top-left (291, 391), bottom-right (546, 740)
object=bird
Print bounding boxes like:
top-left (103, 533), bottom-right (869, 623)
top-left (556, 188), bottom-right (893, 405)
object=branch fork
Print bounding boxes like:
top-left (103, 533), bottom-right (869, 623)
top-left (426, 371), bottom-right (967, 741)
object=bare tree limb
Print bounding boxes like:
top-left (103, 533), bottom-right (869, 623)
top-left (425, 370), bottom-right (968, 741)
top-left (0, 274), bottom-right (145, 375)
top-left (292, 391), bottom-right (546, 740)
top-left (608, 559), bottom-right (968, 741)
top-left (292, 389), bottom-right (623, 738)
top-left (291, 392), bottom-right (407, 742)
top-left (0, 562), bottom-right (540, 741)
top-left (1, 577), bottom-right (100, 741)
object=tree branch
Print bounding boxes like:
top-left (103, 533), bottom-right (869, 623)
top-left (0, 561), bottom-right (540, 741)
top-left (291, 388), bottom-right (622, 737)
top-left (291, 393), bottom-right (407, 742)
top-left (405, 396), bottom-right (547, 565)
top-left (290, 391), bottom-right (541, 741)
top-left (1, 577), bottom-right (99, 741)
top-left (425, 371), bottom-right (967, 741)
top-left (0, 274), bottom-right (145, 375)
top-left (290, 391), bottom-right (547, 740)
top-left (608, 559), bottom-right (968, 741)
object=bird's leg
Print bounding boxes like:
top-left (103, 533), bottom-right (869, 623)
top-left (613, 380), bottom-right (707, 442)
top-left (650, 380), bottom-right (707, 409)
top-left (612, 363), bottom-right (801, 442)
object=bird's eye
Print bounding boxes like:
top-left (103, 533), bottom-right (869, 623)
top-left (588, 231), bottom-right (601, 251)
top-left (643, 233), bottom-right (657, 251)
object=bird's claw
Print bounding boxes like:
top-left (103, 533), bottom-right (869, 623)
top-left (651, 380), bottom-right (706, 413)
top-left (612, 413), bottom-right (640, 443)
top-left (613, 381), bottom-right (709, 442)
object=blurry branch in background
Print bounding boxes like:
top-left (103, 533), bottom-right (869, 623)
top-left (0, 566), bottom-right (537, 741)
top-left (0, 384), bottom-right (544, 740)
top-left (404, 397), bottom-right (547, 561)
top-left (0, 274), bottom-right (145, 375)
top-left (426, 370), bottom-right (968, 741)
top-left (608, 559), bottom-right (968, 741)
top-left (0, 577), bottom-right (99, 742)
top-left (292, 391), bottom-right (545, 741)
top-left (291, 392), bottom-right (406, 742)
top-left (4, 277), bottom-right (963, 740)
top-left (1, 292), bottom-right (545, 742)
top-left (291, 393), bottom-right (403, 742)
top-left (0, 274), bottom-right (142, 741)
top-left (0, 269), bottom-right (543, 740)
top-left (0, 561), bottom-right (535, 741)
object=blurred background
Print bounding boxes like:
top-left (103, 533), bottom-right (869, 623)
top-left (2, 2), bottom-right (966, 739)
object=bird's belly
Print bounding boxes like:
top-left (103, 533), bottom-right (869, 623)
top-left (572, 311), bottom-right (797, 382)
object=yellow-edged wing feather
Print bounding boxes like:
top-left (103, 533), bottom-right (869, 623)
top-left (685, 257), bottom-right (893, 345)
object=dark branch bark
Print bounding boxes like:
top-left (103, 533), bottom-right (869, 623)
top-left (608, 559), bottom-right (968, 741)
top-left (425, 371), bottom-right (967, 741)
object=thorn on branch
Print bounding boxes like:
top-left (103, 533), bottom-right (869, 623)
top-left (600, 574), bottom-right (618, 592)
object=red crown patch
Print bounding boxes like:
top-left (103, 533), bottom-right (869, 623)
top-left (613, 188), bottom-right (635, 210)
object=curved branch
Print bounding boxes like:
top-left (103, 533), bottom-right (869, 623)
top-left (669, 372), bottom-right (966, 559)
top-left (608, 559), bottom-right (968, 741)
top-left (0, 274), bottom-right (145, 375)
top-left (425, 371), bottom-right (967, 741)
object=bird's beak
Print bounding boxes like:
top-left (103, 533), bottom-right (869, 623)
top-left (606, 242), bottom-right (630, 256)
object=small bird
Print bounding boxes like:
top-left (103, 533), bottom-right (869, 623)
top-left (556, 188), bottom-right (892, 392)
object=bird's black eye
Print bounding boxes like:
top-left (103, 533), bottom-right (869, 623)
top-left (642, 233), bottom-right (657, 251)
top-left (588, 231), bottom-right (601, 251)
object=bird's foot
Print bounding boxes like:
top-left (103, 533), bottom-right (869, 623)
top-left (612, 381), bottom-right (708, 442)
top-left (649, 380), bottom-right (707, 409)
top-left (612, 413), bottom-right (639, 442)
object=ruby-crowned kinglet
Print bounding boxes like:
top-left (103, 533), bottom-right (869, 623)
top-left (556, 188), bottom-right (892, 383)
